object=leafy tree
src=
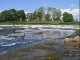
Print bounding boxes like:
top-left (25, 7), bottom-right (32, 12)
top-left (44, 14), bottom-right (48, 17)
top-left (9, 9), bottom-right (18, 21)
top-left (0, 10), bottom-right (13, 22)
top-left (30, 13), bottom-right (34, 20)
top-left (45, 14), bottom-right (50, 20)
top-left (17, 10), bottom-right (26, 21)
top-left (33, 11), bottom-right (37, 20)
top-left (36, 7), bottom-right (45, 20)
top-left (47, 7), bottom-right (52, 15)
top-left (45, 7), bottom-right (52, 20)
top-left (0, 9), bottom-right (26, 22)
top-left (63, 12), bottom-right (74, 22)
top-left (45, 7), bottom-right (61, 21)
top-left (52, 8), bottom-right (61, 21)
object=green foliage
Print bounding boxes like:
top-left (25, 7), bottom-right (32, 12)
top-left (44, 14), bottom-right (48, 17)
top-left (63, 12), bottom-right (74, 22)
top-left (36, 7), bottom-right (45, 20)
top-left (45, 14), bottom-right (50, 21)
top-left (0, 20), bottom-right (79, 25)
top-left (59, 21), bottom-right (80, 25)
top-left (52, 8), bottom-right (62, 20)
top-left (0, 10), bottom-right (12, 22)
top-left (17, 10), bottom-right (26, 21)
top-left (0, 7), bottom-right (77, 23)
top-left (0, 9), bottom-right (26, 22)
top-left (33, 11), bottom-right (37, 20)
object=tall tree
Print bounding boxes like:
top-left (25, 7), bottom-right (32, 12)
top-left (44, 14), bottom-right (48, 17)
top-left (45, 7), bottom-right (52, 20)
top-left (17, 10), bottom-right (26, 21)
top-left (0, 9), bottom-right (26, 22)
top-left (0, 10), bottom-right (13, 22)
top-left (45, 14), bottom-right (50, 20)
top-left (62, 12), bottom-right (74, 22)
top-left (52, 8), bottom-right (61, 21)
top-left (9, 9), bottom-right (18, 21)
top-left (36, 7), bottom-right (45, 20)
top-left (33, 11), bottom-right (37, 20)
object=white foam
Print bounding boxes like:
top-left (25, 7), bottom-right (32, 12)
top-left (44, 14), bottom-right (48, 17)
top-left (0, 36), bottom-right (15, 40)
top-left (8, 33), bottom-right (25, 37)
top-left (2, 43), bottom-right (17, 46)
top-left (0, 25), bottom-right (79, 29)
top-left (0, 28), bottom-right (3, 29)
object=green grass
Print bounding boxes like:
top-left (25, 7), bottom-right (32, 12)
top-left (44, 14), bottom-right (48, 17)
top-left (0, 20), bottom-right (63, 25)
top-left (0, 20), bottom-right (79, 25)
top-left (59, 21), bottom-right (80, 25)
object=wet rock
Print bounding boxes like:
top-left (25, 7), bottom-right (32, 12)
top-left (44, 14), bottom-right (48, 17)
top-left (64, 36), bottom-right (80, 43)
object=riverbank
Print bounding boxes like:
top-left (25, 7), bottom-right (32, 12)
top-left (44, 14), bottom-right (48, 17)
top-left (0, 21), bottom-right (80, 25)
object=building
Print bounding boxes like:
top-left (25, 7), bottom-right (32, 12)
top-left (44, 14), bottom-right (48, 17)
top-left (41, 15), bottom-right (46, 21)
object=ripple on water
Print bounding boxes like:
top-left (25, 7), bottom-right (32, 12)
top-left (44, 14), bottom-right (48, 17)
top-left (1, 43), bottom-right (17, 47)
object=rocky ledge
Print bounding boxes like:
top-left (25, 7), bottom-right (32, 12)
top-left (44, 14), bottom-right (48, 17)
top-left (64, 29), bottom-right (80, 46)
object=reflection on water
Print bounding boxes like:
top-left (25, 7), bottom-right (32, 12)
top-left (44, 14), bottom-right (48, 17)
top-left (0, 26), bottom-right (78, 60)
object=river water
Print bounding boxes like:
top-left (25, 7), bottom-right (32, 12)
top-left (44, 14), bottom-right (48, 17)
top-left (0, 26), bottom-right (79, 60)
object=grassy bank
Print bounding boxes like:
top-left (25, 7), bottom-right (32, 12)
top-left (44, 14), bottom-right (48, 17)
top-left (0, 21), bottom-right (79, 25)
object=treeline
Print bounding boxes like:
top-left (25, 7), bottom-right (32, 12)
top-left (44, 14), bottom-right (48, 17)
top-left (0, 9), bottom-right (25, 22)
top-left (0, 7), bottom-right (74, 22)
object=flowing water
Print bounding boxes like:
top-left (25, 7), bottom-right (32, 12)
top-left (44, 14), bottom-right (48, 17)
top-left (0, 26), bottom-right (79, 60)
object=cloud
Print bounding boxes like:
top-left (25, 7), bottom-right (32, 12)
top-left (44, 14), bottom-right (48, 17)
top-left (25, 12), bottom-right (30, 14)
top-left (43, 3), bottom-right (48, 6)
top-left (61, 9), bottom-right (79, 20)
top-left (61, 9), bottom-right (71, 14)
top-left (0, 10), bottom-right (2, 12)
top-left (61, 9), bottom-right (79, 16)
top-left (70, 4), bottom-right (75, 7)
top-left (71, 9), bottom-right (79, 16)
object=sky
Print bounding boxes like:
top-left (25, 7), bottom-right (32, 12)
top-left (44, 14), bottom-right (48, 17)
top-left (0, 0), bottom-right (79, 20)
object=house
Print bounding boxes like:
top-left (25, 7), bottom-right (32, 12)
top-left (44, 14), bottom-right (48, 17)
top-left (41, 15), bottom-right (46, 21)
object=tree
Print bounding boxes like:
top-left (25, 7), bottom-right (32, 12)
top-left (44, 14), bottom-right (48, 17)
top-left (45, 7), bottom-right (52, 20)
top-left (63, 12), bottom-right (74, 22)
top-left (45, 14), bottom-right (50, 20)
top-left (0, 10), bottom-right (13, 22)
top-left (9, 9), bottom-right (18, 21)
top-left (36, 7), bottom-right (45, 20)
top-left (17, 10), bottom-right (26, 21)
top-left (45, 7), bottom-right (61, 21)
top-left (0, 9), bottom-right (26, 22)
top-left (52, 8), bottom-right (61, 21)
top-left (33, 11), bottom-right (37, 20)
top-left (29, 13), bottom-right (33, 20)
